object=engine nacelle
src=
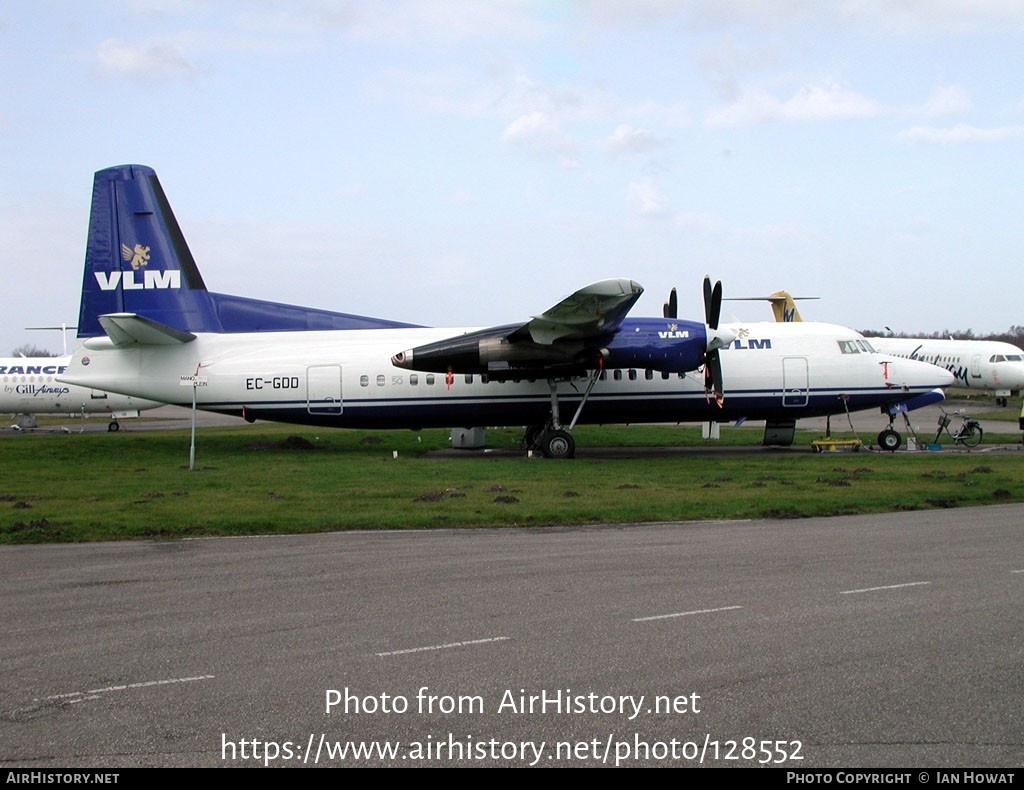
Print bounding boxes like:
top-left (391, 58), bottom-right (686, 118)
top-left (391, 324), bottom-right (592, 375)
top-left (391, 318), bottom-right (714, 377)
top-left (602, 318), bottom-right (709, 373)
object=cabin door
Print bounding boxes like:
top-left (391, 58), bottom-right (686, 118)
top-left (307, 365), bottom-right (343, 415)
top-left (782, 357), bottom-right (809, 407)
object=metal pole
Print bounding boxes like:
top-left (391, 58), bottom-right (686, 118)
top-left (189, 383), bottom-right (197, 471)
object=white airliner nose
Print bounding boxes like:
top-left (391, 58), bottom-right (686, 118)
top-left (881, 356), bottom-right (956, 390)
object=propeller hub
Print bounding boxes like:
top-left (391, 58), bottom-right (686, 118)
top-left (707, 326), bottom-right (736, 352)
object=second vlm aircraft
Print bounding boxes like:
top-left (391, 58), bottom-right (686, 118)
top-left (60, 164), bottom-right (953, 456)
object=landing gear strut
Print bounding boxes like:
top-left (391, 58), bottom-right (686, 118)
top-left (877, 405), bottom-right (918, 452)
top-left (522, 371), bottom-right (603, 459)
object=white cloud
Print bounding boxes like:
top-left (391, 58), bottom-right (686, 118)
top-left (830, 0), bottom-right (1024, 34)
top-left (95, 36), bottom-right (200, 83)
top-left (337, 1), bottom-right (547, 46)
top-left (500, 112), bottom-right (578, 157)
top-left (897, 123), bottom-right (1024, 144)
top-left (627, 180), bottom-right (672, 217)
top-left (603, 124), bottom-right (670, 155)
top-left (706, 82), bottom-right (883, 127)
top-left (582, 0), bottom-right (1024, 35)
top-left (915, 85), bottom-right (974, 119)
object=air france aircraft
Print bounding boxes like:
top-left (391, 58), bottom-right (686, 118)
top-left (745, 290), bottom-right (1024, 406)
top-left (1, 354), bottom-right (160, 430)
top-left (59, 164), bottom-right (953, 457)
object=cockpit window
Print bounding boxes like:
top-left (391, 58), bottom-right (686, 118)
top-left (838, 340), bottom-right (861, 354)
top-left (856, 340), bottom-right (876, 353)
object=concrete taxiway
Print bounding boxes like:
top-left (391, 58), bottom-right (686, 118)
top-left (1, 505), bottom-right (1021, 768)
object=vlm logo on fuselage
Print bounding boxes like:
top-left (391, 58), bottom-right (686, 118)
top-left (730, 338), bottom-right (772, 350)
top-left (94, 270), bottom-right (182, 291)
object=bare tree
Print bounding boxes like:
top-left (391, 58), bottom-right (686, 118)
top-left (10, 344), bottom-right (58, 357)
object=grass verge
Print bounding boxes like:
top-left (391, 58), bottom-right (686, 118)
top-left (1, 422), bottom-right (1022, 543)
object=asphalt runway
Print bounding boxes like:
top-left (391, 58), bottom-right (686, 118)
top-left (1, 505), bottom-right (1021, 768)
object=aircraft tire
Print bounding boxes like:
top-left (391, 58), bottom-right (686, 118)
top-left (108, 421), bottom-right (120, 433)
top-left (523, 424), bottom-right (544, 450)
top-left (541, 429), bottom-right (575, 459)
top-left (877, 428), bottom-right (900, 452)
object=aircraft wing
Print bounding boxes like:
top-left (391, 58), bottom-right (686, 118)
top-left (392, 279), bottom-right (643, 375)
top-left (512, 278), bottom-right (643, 344)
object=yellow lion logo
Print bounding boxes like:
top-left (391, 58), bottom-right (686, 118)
top-left (121, 243), bottom-right (151, 270)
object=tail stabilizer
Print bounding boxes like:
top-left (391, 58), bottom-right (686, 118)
top-left (97, 313), bottom-right (196, 347)
top-left (77, 164), bottom-right (421, 339)
top-left (725, 291), bottom-right (816, 322)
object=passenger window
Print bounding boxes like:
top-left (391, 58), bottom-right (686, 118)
top-left (410, 374), bottom-right (418, 386)
top-left (376, 374), bottom-right (385, 386)
top-left (360, 375), bottom-right (369, 387)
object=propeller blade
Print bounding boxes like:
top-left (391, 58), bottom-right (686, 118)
top-left (702, 275), bottom-right (723, 329)
top-left (663, 287), bottom-right (677, 319)
top-left (702, 275), bottom-right (726, 405)
top-left (709, 280), bottom-right (722, 330)
top-left (703, 350), bottom-right (725, 407)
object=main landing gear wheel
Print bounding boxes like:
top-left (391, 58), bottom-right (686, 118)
top-left (877, 428), bottom-right (901, 452)
top-left (541, 429), bottom-right (575, 459)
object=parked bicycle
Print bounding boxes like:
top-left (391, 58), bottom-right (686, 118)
top-left (932, 410), bottom-right (983, 447)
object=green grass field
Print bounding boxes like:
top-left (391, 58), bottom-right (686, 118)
top-left (2, 419), bottom-right (1022, 544)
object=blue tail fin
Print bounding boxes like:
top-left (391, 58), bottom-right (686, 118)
top-left (77, 164), bottom-right (420, 338)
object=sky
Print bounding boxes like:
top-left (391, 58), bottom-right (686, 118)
top-left (2, 0), bottom-right (1024, 355)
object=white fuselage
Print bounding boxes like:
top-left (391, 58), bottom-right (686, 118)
top-left (1, 355), bottom-right (161, 418)
top-left (61, 321), bottom-right (953, 430)
top-left (869, 337), bottom-right (1024, 395)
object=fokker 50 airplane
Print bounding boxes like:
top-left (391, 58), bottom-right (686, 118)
top-left (743, 290), bottom-right (1024, 406)
top-left (60, 164), bottom-right (954, 456)
top-left (1, 353), bottom-right (160, 430)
